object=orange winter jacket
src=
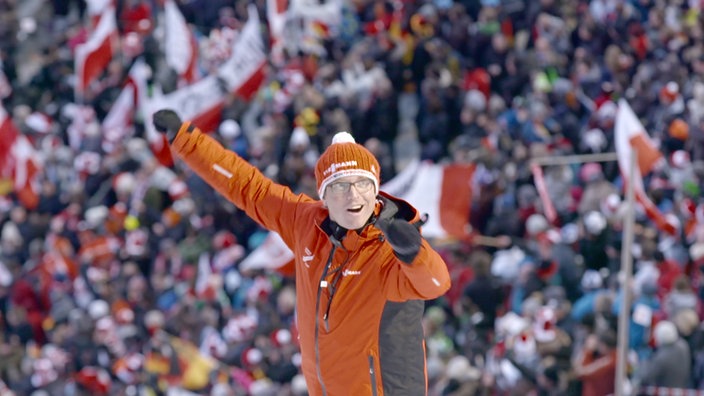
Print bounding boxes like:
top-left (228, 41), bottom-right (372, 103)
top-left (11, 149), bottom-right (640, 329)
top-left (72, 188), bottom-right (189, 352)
top-left (171, 123), bottom-right (451, 395)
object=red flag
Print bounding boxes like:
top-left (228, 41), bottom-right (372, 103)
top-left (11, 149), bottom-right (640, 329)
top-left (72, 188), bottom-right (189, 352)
top-left (75, 5), bottom-right (118, 99)
top-left (615, 99), bottom-right (675, 235)
top-left (216, 4), bottom-right (267, 101)
top-left (142, 3), bottom-right (267, 165)
top-left (382, 159), bottom-right (475, 239)
top-left (86, 0), bottom-right (113, 28)
top-left (239, 232), bottom-right (295, 272)
top-left (102, 59), bottom-right (150, 152)
top-left (102, 84), bottom-right (136, 152)
top-left (164, 0), bottom-right (199, 84)
top-left (0, 106), bottom-right (42, 209)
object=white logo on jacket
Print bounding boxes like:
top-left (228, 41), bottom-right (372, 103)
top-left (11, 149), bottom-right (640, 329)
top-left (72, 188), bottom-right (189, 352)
top-left (302, 247), bottom-right (314, 268)
top-left (342, 269), bottom-right (361, 277)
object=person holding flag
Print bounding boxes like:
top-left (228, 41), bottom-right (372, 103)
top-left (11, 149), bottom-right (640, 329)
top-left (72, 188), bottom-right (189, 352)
top-left (152, 109), bottom-right (451, 395)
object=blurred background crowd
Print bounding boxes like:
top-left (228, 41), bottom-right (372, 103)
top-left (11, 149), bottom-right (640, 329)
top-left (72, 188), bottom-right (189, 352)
top-left (1, 0), bottom-right (704, 395)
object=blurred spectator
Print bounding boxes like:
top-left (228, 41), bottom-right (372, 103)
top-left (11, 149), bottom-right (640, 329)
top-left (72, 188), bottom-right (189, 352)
top-left (635, 320), bottom-right (692, 389)
top-left (573, 330), bottom-right (617, 396)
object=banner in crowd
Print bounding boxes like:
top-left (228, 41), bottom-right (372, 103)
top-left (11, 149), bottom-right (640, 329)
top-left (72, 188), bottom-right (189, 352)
top-left (0, 104), bottom-right (42, 209)
top-left (142, 4), bottom-right (266, 144)
top-left (86, 0), bottom-right (113, 28)
top-left (382, 159), bottom-right (475, 240)
top-left (281, 0), bottom-right (342, 56)
top-left (101, 59), bottom-right (149, 153)
top-left (615, 99), bottom-right (676, 235)
top-left (164, 0), bottom-right (199, 83)
top-left (74, 4), bottom-right (118, 99)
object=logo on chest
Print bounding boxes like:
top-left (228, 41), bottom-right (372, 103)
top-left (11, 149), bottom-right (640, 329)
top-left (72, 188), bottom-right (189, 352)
top-left (342, 269), bottom-right (361, 277)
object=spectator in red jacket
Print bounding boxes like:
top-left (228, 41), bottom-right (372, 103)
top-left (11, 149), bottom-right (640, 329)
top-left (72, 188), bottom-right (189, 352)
top-left (574, 329), bottom-right (617, 396)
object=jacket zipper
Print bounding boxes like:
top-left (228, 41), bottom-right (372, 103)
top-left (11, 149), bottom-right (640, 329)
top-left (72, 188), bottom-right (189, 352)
top-left (369, 355), bottom-right (378, 396)
top-left (314, 245), bottom-right (337, 396)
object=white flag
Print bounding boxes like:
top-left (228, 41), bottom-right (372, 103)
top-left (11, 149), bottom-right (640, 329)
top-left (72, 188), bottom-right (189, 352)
top-left (75, 5), bottom-right (117, 98)
top-left (164, 0), bottom-right (199, 83)
top-left (615, 99), bottom-right (675, 235)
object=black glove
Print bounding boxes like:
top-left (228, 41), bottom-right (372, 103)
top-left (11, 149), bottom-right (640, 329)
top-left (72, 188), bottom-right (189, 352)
top-left (153, 109), bottom-right (182, 142)
top-left (375, 218), bottom-right (422, 264)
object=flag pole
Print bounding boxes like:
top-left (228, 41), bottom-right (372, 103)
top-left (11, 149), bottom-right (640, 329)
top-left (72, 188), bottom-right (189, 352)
top-left (529, 151), bottom-right (619, 166)
top-left (615, 149), bottom-right (637, 396)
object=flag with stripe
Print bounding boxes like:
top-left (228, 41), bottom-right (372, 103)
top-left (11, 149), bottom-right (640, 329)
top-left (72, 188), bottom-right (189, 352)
top-left (239, 232), bottom-right (295, 272)
top-left (142, 3), bottom-right (266, 145)
top-left (382, 159), bottom-right (475, 240)
top-left (0, 105), bottom-right (42, 209)
top-left (74, 4), bottom-right (118, 99)
top-left (86, 0), bottom-right (113, 28)
top-left (615, 99), bottom-right (676, 235)
top-left (164, 0), bottom-right (199, 84)
top-left (102, 59), bottom-right (149, 153)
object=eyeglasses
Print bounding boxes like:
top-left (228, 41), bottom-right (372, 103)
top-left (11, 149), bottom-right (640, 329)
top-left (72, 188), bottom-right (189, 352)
top-left (327, 179), bottom-right (375, 195)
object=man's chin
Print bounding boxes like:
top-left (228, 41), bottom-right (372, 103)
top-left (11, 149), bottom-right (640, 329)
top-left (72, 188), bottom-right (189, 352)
top-left (337, 217), bottom-right (367, 231)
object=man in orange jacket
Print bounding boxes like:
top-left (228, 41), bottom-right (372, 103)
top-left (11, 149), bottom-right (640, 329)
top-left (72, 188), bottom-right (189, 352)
top-left (153, 109), bottom-right (451, 395)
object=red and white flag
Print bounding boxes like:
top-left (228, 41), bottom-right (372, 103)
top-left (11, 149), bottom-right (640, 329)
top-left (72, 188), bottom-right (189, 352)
top-left (239, 231), bottom-right (295, 272)
top-left (382, 159), bottom-right (475, 240)
top-left (143, 4), bottom-right (266, 140)
top-left (267, 0), bottom-right (288, 66)
top-left (117, 59), bottom-right (176, 167)
top-left (0, 105), bottom-right (42, 209)
top-left (86, 0), bottom-right (113, 28)
top-left (102, 85), bottom-right (136, 152)
top-left (102, 59), bottom-right (150, 152)
top-left (216, 4), bottom-right (268, 101)
top-left (615, 98), bottom-right (676, 235)
top-left (75, 4), bottom-right (118, 99)
top-left (164, 0), bottom-right (199, 84)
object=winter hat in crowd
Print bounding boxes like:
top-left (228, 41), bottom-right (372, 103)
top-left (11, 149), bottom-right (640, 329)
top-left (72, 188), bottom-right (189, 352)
top-left (669, 118), bottom-right (689, 141)
top-left (653, 320), bottom-right (679, 346)
top-left (673, 308), bottom-right (700, 337)
top-left (526, 213), bottom-right (549, 236)
top-left (219, 119), bottom-right (241, 139)
top-left (314, 132), bottom-right (380, 198)
top-left (581, 269), bottom-right (603, 291)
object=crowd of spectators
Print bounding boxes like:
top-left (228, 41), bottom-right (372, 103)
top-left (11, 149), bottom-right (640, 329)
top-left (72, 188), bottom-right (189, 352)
top-left (1, 0), bottom-right (704, 395)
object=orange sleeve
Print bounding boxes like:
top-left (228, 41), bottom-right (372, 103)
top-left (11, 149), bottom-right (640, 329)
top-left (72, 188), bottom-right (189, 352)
top-left (170, 122), bottom-right (315, 248)
top-left (383, 238), bottom-right (452, 301)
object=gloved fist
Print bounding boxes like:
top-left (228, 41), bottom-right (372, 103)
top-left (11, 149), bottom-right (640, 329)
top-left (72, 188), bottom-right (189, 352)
top-left (375, 218), bottom-right (422, 264)
top-left (152, 109), bottom-right (182, 142)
